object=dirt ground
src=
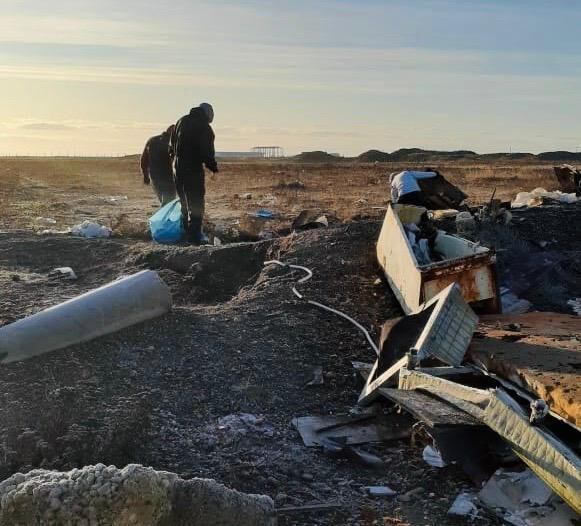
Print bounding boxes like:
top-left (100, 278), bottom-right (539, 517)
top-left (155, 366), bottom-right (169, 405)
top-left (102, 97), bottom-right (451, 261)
top-left (0, 157), bottom-right (578, 525)
top-left (0, 156), bottom-right (558, 237)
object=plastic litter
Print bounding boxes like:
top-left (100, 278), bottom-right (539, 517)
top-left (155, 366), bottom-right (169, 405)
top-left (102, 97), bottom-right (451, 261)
top-left (70, 221), bottom-right (112, 239)
top-left (306, 366), bottom-right (324, 386)
top-left (512, 188), bottom-right (578, 209)
top-left (50, 267), bottom-right (77, 280)
top-left (36, 217), bottom-right (56, 224)
top-left (448, 492), bottom-right (479, 519)
top-left (148, 199), bottom-right (184, 244)
top-left (500, 287), bottom-right (532, 314)
top-left (107, 195), bottom-right (128, 203)
top-left (567, 298), bottom-right (581, 316)
top-left (365, 486), bottom-right (397, 498)
top-left (423, 444), bottom-right (447, 468)
top-left (252, 209), bottom-right (275, 219)
top-left (477, 469), bottom-right (577, 526)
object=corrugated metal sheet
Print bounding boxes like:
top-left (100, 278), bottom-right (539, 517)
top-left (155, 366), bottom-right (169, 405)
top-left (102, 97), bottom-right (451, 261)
top-left (483, 390), bottom-right (581, 514)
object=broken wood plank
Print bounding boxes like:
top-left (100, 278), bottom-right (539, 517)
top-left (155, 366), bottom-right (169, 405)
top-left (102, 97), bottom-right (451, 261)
top-left (378, 388), bottom-right (484, 428)
top-left (358, 356), bottom-right (408, 406)
top-left (470, 312), bottom-right (581, 426)
top-left (478, 312), bottom-right (581, 338)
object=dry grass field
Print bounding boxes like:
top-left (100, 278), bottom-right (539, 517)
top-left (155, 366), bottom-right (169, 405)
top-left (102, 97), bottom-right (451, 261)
top-left (0, 156), bottom-right (574, 526)
top-left (0, 156), bottom-right (559, 238)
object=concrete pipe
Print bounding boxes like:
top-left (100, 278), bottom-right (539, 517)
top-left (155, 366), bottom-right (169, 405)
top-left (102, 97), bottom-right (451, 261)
top-left (0, 270), bottom-right (172, 364)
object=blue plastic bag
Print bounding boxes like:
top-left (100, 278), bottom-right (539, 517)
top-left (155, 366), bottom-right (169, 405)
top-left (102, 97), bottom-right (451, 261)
top-left (148, 199), bottom-right (184, 244)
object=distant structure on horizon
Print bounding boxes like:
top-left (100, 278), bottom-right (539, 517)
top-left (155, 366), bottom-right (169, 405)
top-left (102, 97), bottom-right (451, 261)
top-left (216, 151), bottom-right (262, 159)
top-left (251, 146), bottom-right (285, 158)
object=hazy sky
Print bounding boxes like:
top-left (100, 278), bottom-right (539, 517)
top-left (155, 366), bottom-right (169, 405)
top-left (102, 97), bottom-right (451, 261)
top-left (1, 0), bottom-right (580, 156)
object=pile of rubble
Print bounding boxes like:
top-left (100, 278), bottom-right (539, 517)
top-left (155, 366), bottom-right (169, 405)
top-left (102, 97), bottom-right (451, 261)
top-left (290, 201), bottom-right (580, 524)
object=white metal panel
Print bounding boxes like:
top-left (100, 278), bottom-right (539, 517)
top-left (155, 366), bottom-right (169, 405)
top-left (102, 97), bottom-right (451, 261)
top-left (377, 205), bottom-right (423, 314)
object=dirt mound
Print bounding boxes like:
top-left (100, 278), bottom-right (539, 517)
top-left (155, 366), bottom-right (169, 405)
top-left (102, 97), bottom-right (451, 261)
top-left (538, 151), bottom-right (581, 162)
top-left (357, 149), bottom-right (391, 162)
top-left (127, 241), bottom-right (272, 304)
top-left (293, 151), bottom-right (340, 162)
top-left (389, 148), bottom-right (477, 162)
top-left (478, 152), bottom-right (537, 162)
top-left (0, 464), bottom-right (274, 526)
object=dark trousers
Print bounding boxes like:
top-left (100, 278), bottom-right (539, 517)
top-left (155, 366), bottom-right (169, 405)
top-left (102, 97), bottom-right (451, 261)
top-left (174, 168), bottom-right (205, 241)
top-left (397, 191), bottom-right (429, 208)
top-left (150, 170), bottom-right (177, 206)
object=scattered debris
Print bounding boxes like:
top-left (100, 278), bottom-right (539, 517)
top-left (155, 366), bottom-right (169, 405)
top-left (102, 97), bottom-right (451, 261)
top-left (365, 486), bottom-right (397, 498)
top-left (447, 492), bottom-right (479, 519)
top-left (429, 209), bottom-right (459, 220)
top-left (359, 283), bottom-right (478, 405)
top-left (512, 187), bottom-right (578, 209)
top-left (377, 204), bottom-right (500, 314)
top-left (478, 469), bottom-right (578, 526)
top-left (106, 195), bottom-right (128, 203)
top-left (417, 172), bottom-right (468, 209)
top-left (293, 413), bottom-right (410, 448)
top-left (553, 165), bottom-right (581, 195)
top-left (37, 228), bottom-right (71, 235)
top-left (0, 270), bottom-right (171, 364)
top-left (292, 209), bottom-right (329, 230)
top-left (320, 436), bottom-right (384, 467)
top-left (422, 444), bottom-right (447, 468)
top-left (306, 365), bottom-right (324, 386)
top-left (49, 267), bottom-right (78, 280)
top-left (250, 209), bottom-right (275, 219)
top-left (214, 413), bottom-right (274, 441)
top-left (70, 220), bottom-right (112, 239)
top-left (36, 216), bottom-right (57, 224)
top-left (455, 210), bottom-right (477, 236)
top-left (500, 287), bottom-right (532, 314)
top-left (568, 298), bottom-right (581, 316)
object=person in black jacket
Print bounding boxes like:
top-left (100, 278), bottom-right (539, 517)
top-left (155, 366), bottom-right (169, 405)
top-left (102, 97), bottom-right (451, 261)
top-left (140, 125), bottom-right (176, 206)
top-left (170, 103), bottom-right (218, 244)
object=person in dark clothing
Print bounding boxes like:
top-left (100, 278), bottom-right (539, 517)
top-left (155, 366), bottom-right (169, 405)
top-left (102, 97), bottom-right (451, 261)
top-left (140, 125), bottom-right (176, 206)
top-left (170, 103), bottom-right (218, 244)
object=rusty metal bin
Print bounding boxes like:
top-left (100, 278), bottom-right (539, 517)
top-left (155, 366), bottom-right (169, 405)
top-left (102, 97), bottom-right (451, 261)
top-left (377, 204), bottom-right (500, 314)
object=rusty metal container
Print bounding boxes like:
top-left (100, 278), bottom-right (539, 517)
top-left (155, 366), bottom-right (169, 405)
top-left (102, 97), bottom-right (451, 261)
top-left (377, 204), bottom-right (500, 314)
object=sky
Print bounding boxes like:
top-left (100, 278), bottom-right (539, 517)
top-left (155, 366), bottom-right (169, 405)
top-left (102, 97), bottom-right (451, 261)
top-left (0, 0), bottom-right (580, 156)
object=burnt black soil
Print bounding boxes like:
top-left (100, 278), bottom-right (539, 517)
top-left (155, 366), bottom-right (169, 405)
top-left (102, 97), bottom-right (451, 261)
top-left (443, 203), bottom-right (581, 313)
top-left (0, 221), bottom-right (509, 525)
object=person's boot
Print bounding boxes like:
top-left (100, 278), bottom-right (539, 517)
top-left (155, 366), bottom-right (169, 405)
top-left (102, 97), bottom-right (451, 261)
top-left (188, 228), bottom-right (209, 245)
